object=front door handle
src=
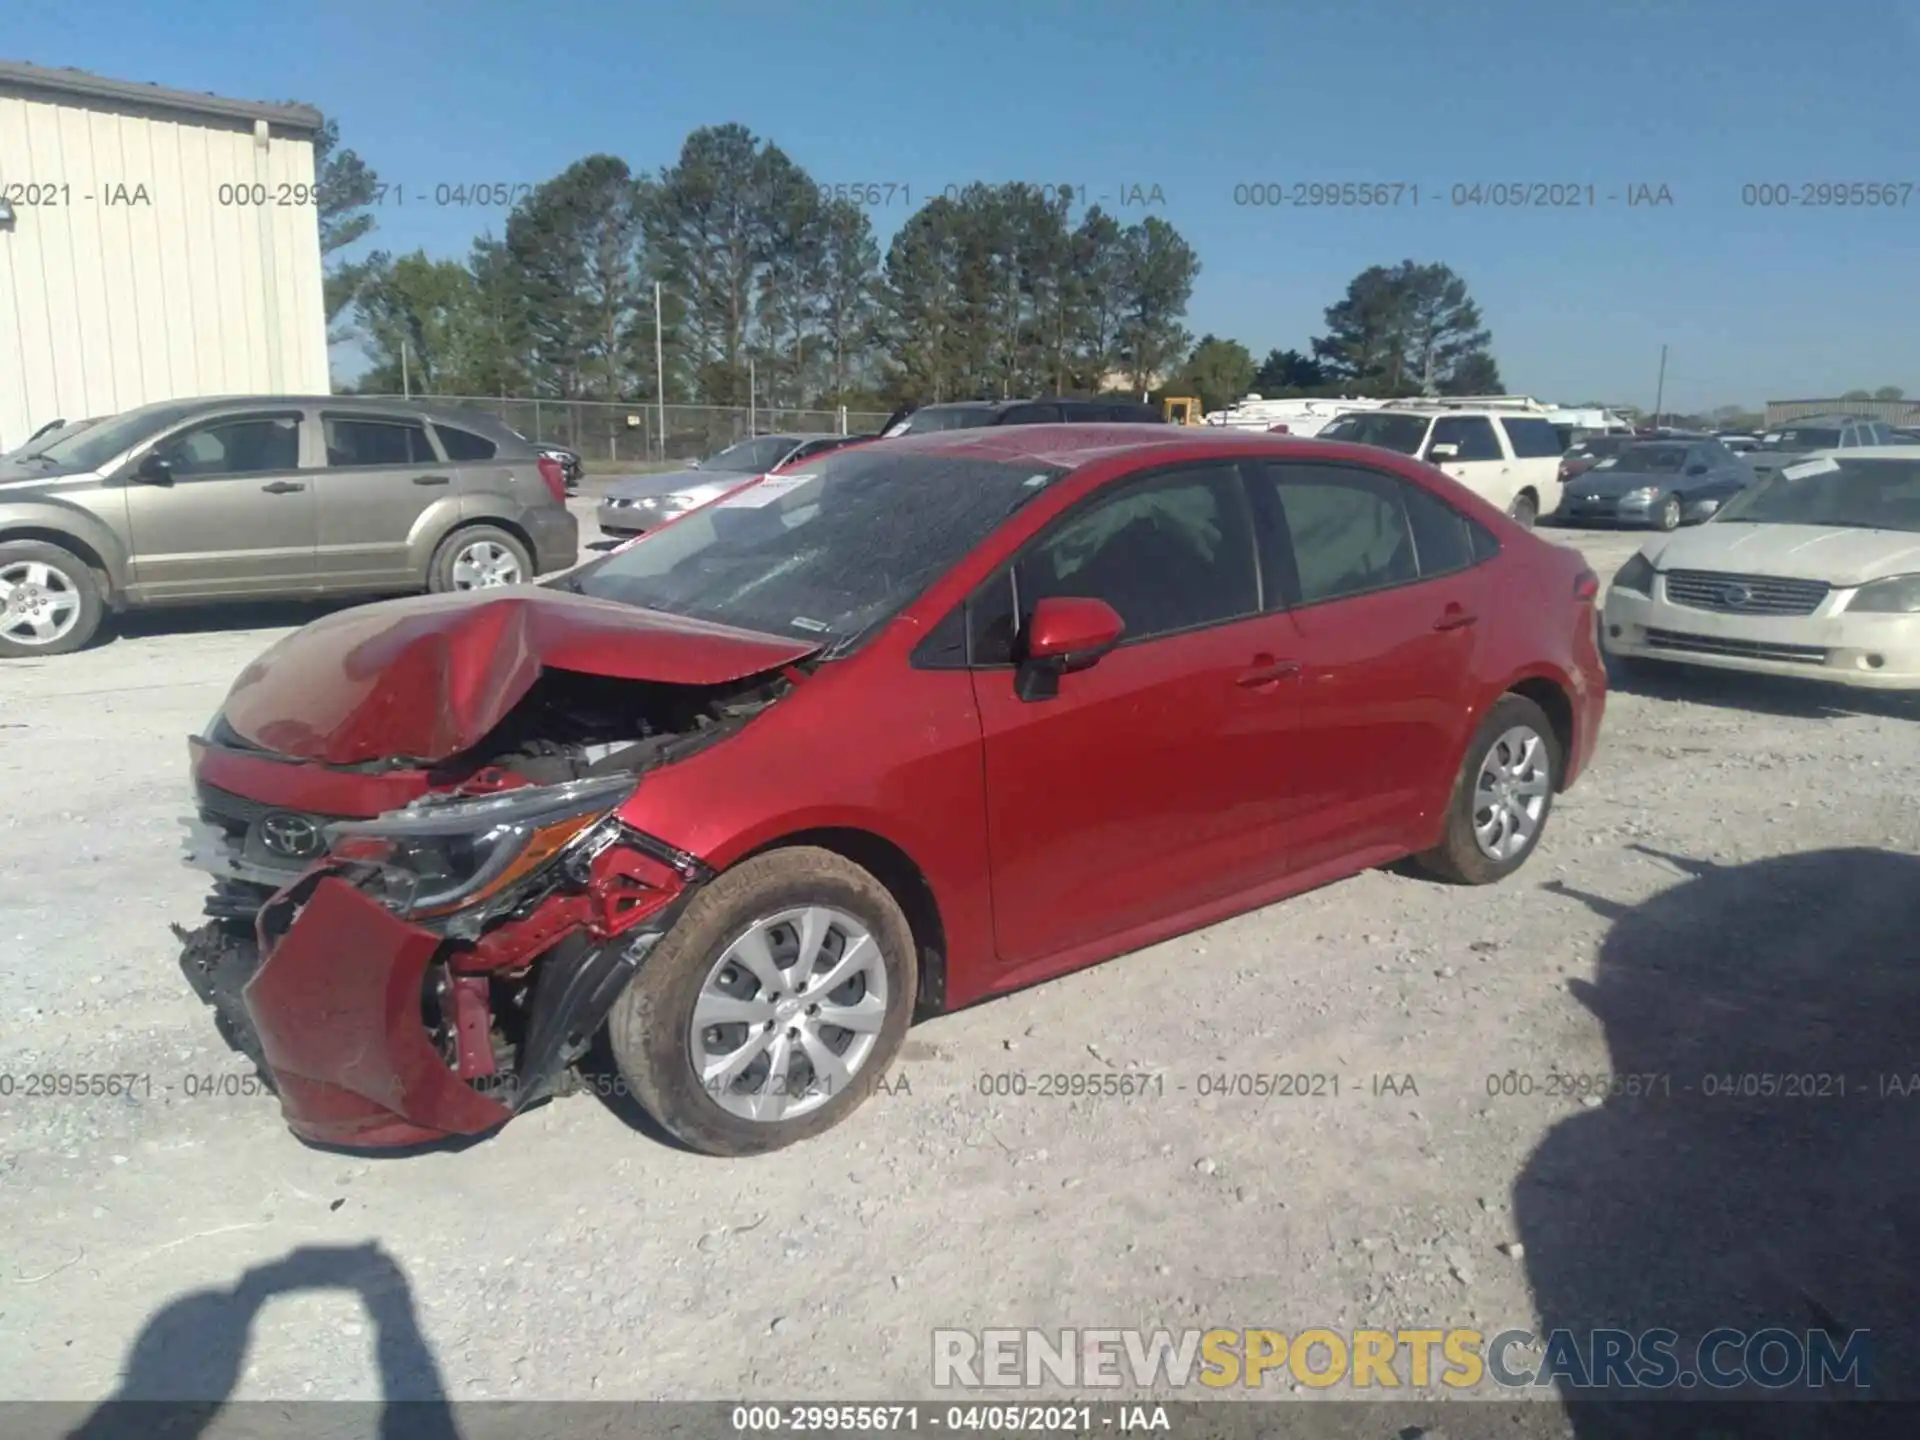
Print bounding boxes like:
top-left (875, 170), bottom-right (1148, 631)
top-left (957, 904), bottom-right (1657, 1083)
top-left (412, 474), bottom-right (451, 486)
top-left (260, 480), bottom-right (305, 494)
top-left (1433, 606), bottom-right (1478, 632)
top-left (1236, 654), bottom-right (1301, 687)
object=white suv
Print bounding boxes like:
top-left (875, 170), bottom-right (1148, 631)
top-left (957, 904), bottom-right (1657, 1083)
top-left (1317, 405), bottom-right (1564, 527)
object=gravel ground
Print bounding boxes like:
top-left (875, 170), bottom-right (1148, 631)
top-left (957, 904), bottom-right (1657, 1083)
top-left (2, 517), bottom-right (1917, 1429)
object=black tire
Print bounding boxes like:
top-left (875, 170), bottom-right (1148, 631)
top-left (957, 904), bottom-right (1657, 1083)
top-left (1416, 693), bottom-right (1563, 886)
top-left (426, 524), bottom-right (533, 593)
top-left (609, 846), bottom-right (918, 1157)
top-left (0, 539), bottom-right (106, 658)
top-left (1654, 493), bottom-right (1682, 531)
top-left (1508, 490), bottom-right (1539, 528)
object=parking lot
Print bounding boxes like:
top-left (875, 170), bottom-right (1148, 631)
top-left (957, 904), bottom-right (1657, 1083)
top-left (3, 502), bottom-right (1918, 1411)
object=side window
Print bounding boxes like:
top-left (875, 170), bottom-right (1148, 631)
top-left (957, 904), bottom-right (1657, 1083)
top-left (968, 570), bottom-right (1019, 667)
top-left (1015, 467), bottom-right (1258, 643)
top-left (1257, 464), bottom-right (1418, 605)
top-left (323, 416), bottom-right (438, 467)
top-left (155, 415), bottom-right (301, 478)
top-left (1500, 417), bottom-right (1564, 459)
top-left (1429, 415), bottom-right (1504, 461)
top-left (434, 425), bottom-right (498, 461)
top-left (1468, 520), bottom-right (1501, 561)
top-left (1399, 480), bottom-right (1476, 577)
top-left (1000, 403), bottom-right (1063, 425)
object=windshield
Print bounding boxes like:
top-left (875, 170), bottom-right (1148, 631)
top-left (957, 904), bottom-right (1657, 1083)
top-left (1714, 458), bottom-right (1920, 533)
top-left (705, 436), bottom-right (802, 473)
top-left (570, 449), bottom-right (1067, 644)
top-left (1606, 444), bottom-right (1690, 474)
top-left (28, 402), bottom-right (204, 471)
top-left (891, 406), bottom-right (998, 437)
top-left (1767, 425), bottom-right (1842, 452)
top-left (1319, 412), bottom-right (1430, 454)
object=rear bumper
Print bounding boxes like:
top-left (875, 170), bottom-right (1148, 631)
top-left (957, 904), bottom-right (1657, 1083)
top-left (525, 505), bottom-right (581, 575)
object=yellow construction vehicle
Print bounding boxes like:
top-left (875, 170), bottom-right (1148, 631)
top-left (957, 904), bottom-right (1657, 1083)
top-left (1162, 396), bottom-right (1204, 425)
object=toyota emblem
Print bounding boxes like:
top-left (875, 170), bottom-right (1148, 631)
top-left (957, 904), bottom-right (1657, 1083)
top-left (1720, 583), bottom-right (1753, 608)
top-left (259, 812), bottom-right (324, 859)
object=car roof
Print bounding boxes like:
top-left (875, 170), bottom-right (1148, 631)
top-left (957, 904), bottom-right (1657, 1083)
top-left (857, 421), bottom-right (1380, 472)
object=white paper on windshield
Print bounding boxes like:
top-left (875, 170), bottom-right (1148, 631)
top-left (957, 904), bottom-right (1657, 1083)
top-left (720, 473), bottom-right (816, 508)
top-left (1781, 457), bottom-right (1841, 481)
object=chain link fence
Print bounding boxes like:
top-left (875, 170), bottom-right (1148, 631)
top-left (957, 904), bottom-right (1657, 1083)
top-left (356, 396), bottom-right (895, 468)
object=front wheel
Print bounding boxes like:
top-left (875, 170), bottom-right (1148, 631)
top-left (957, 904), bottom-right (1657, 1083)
top-left (1654, 493), bottom-right (1683, 531)
top-left (609, 847), bottom-right (918, 1156)
top-left (0, 540), bottom-right (106, 657)
top-left (1416, 694), bottom-right (1562, 885)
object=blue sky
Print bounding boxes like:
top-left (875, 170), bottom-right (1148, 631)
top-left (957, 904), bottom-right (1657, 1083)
top-left (11, 0), bottom-right (1919, 412)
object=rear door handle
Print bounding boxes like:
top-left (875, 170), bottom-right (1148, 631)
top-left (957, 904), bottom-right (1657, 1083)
top-left (412, 475), bottom-right (451, 486)
top-left (260, 480), bottom-right (305, 494)
top-left (1433, 607), bottom-right (1478, 632)
top-left (1236, 655), bottom-right (1301, 687)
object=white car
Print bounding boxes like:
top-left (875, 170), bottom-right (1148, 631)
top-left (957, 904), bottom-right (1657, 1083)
top-left (1601, 448), bottom-right (1920, 689)
top-left (1316, 404), bottom-right (1564, 527)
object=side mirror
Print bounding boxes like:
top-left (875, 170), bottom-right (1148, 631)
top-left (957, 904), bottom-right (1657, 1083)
top-left (1015, 596), bottom-right (1125, 702)
top-left (1426, 442), bottom-right (1459, 461)
top-left (135, 452), bottom-right (173, 485)
top-left (1686, 463), bottom-right (1709, 475)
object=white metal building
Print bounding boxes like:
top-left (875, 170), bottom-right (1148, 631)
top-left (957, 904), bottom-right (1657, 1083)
top-left (0, 62), bottom-right (329, 451)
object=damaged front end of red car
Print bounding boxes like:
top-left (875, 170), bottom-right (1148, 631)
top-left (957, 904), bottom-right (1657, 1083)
top-left (174, 589), bottom-right (817, 1148)
top-left (238, 806), bottom-right (712, 1148)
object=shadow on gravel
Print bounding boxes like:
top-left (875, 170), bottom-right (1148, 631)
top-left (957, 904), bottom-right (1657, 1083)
top-left (101, 597), bottom-right (361, 645)
top-left (67, 1242), bottom-right (456, 1440)
top-left (1523, 845), bottom-right (1920, 1437)
top-left (1605, 654), bottom-right (1920, 722)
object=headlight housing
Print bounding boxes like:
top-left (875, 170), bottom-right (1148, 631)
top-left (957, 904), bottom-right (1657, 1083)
top-left (1620, 486), bottom-right (1659, 504)
top-left (324, 774), bottom-right (637, 922)
top-left (1611, 553), bottom-right (1655, 597)
top-left (1847, 573), bottom-right (1920, 614)
top-left (662, 491), bottom-right (705, 512)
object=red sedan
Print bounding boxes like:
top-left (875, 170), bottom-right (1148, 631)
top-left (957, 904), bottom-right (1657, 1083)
top-left (178, 425), bottom-right (1606, 1156)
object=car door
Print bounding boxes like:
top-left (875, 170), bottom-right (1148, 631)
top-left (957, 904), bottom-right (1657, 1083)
top-left (1248, 461), bottom-right (1488, 871)
top-left (1497, 416), bottom-right (1566, 512)
top-left (314, 412), bottom-right (450, 590)
top-left (967, 461), bottom-right (1305, 970)
top-left (1424, 415), bottom-right (1518, 512)
top-left (121, 408), bottom-right (317, 599)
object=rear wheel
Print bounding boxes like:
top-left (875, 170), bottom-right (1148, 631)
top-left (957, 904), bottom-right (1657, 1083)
top-left (427, 525), bottom-right (532, 593)
top-left (609, 847), bottom-right (917, 1156)
top-left (1508, 490), bottom-right (1539, 528)
top-left (0, 540), bottom-right (105, 657)
top-left (1417, 694), bottom-right (1562, 885)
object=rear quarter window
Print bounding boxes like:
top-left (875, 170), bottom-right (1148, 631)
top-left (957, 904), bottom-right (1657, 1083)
top-left (1501, 417), bottom-right (1565, 459)
top-left (434, 425), bottom-right (499, 461)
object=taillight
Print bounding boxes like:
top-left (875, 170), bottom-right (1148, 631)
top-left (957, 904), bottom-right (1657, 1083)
top-left (1573, 568), bottom-right (1599, 603)
top-left (536, 456), bottom-right (567, 503)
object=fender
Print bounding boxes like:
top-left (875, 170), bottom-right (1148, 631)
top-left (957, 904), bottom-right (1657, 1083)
top-left (399, 494), bottom-right (482, 576)
top-left (0, 494), bottom-right (134, 595)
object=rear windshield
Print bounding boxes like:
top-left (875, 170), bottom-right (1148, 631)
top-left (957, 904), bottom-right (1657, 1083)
top-left (1770, 426), bottom-right (1843, 451)
top-left (1319, 412), bottom-right (1431, 454)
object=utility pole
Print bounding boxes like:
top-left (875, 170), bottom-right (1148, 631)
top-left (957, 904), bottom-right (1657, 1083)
top-left (1652, 344), bottom-right (1668, 430)
top-left (749, 357), bottom-right (757, 435)
top-left (653, 281), bottom-right (666, 463)
top-left (401, 338), bottom-right (411, 399)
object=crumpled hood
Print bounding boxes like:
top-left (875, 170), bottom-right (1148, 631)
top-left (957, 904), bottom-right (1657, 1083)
top-left (1648, 524), bottom-right (1920, 588)
top-left (220, 589), bottom-right (821, 765)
